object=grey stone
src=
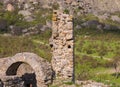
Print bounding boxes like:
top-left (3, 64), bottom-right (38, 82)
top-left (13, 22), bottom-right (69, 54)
top-left (111, 15), bottom-right (120, 23)
top-left (46, 20), bottom-right (52, 28)
top-left (75, 25), bottom-right (82, 29)
top-left (24, 16), bottom-right (34, 22)
top-left (18, 10), bottom-right (32, 17)
top-left (9, 26), bottom-right (22, 35)
top-left (103, 24), bottom-right (111, 30)
top-left (81, 20), bottom-right (100, 27)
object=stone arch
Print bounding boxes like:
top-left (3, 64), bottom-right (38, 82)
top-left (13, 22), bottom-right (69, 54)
top-left (6, 62), bottom-right (24, 75)
top-left (0, 52), bottom-right (53, 87)
top-left (6, 61), bottom-right (36, 87)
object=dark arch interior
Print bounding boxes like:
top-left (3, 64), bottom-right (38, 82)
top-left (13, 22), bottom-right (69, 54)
top-left (6, 62), bottom-right (37, 87)
top-left (6, 62), bottom-right (23, 75)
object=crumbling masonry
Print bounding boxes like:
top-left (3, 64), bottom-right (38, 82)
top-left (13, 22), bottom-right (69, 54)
top-left (0, 10), bottom-right (74, 87)
top-left (50, 10), bottom-right (74, 81)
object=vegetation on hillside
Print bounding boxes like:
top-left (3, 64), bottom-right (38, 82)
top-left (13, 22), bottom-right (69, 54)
top-left (0, 7), bottom-right (120, 86)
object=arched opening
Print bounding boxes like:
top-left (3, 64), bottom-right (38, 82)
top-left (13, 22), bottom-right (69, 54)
top-left (6, 62), bottom-right (37, 87)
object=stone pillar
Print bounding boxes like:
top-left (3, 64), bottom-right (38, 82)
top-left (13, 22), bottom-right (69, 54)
top-left (50, 10), bottom-right (74, 82)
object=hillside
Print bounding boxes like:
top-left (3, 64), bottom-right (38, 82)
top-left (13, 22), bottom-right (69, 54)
top-left (0, 0), bottom-right (120, 87)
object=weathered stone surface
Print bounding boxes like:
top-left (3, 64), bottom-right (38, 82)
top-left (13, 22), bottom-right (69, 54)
top-left (18, 10), bottom-right (34, 22)
top-left (0, 52), bottom-right (53, 87)
top-left (50, 10), bottom-right (74, 82)
top-left (6, 3), bottom-right (15, 12)
top-left (111, 15), bottom-right (120, 23)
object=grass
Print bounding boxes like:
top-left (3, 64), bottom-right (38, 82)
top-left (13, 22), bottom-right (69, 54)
top-left (0, 30), bottom-right (52, 61)
top-left (92, 73), bottom-right (120, 87)
top-left (74, 26), bottom-right (120, 86)
top-left (0, 25), bottom-right (120, 86)
top-left (75, 27), bottom-right (120, 59)
top-left (0, 11), bottom-right (120, 86)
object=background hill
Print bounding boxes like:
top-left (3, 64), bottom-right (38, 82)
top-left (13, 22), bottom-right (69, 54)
top-left (0, 0), bottom-right (120, 86)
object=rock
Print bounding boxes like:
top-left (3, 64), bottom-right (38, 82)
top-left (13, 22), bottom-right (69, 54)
top-left (81, 20), bottom-right (100, 27)
top-left (41, 25), bottom-right (49, 31)
top-left (111, 15), bottom-right (120, 23)
top-left (76, 80), bottom-right (109, 87)
top-left (18, 10), bottom-right (32, 17)
top-left (24, 16), bottom-right (34, 22)
top-left (75, 25), bottom-right (82, 29)
top-left (97, 24), bottom-right (104, 32)
top-left (18, 10), bottom-right (34, 22)
top-left (9, 25), bottom-right (22, 35)
top-left (24, 3), bottom-right (31, 10)
top-left (0, 19), bottom-right (7, 32)
top-left (46, 20), bottom-right (52, 28)
top-left (103, 24), bottom-right (111, 30)
top-left (103, 24), bottom-right (119, 30)
top-left (96, 13), bottom-right (110, 20)
top-left (6, 3), bottom-right (15, 12)
top-left (3, 33), bottom-right (12, 37)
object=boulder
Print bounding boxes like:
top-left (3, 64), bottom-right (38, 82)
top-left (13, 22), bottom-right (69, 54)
top-left (9, 25), bottom-right (22, 35)
top-left (81, 20), bottom-right (100, 27)
top-left (6, 3), bottom-right (15, 12)
top-left (0, 19), bottom-right (7, 32)
top-left (18, 10), bottom-right (32, 17)
top-left (111, 15), bottom-right (120, 23)
top-left (75, 25), bottom-right (82, 30)
top-left (18, 10), bottom-right (34, 22)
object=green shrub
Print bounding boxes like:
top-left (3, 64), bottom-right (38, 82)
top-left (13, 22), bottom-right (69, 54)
top-left (2, 11), bottom-right (23, 25)
top-left (64, 9), bottom-right (69, 14)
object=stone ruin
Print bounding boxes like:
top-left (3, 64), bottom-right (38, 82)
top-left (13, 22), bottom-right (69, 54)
top-left (0, 53), bottom-right (53, 87)
top-left (0, 10), bottom-right (74, 87)
top-left (50, 10), bottom-right (74, 82)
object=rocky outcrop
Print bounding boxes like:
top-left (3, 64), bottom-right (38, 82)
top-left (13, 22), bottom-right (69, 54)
top-left (2, 0), bottom-right (120, 14)
top-left (61, 0), bottom-right (120, 14)
top-left (82, 0), bottom-right (120, 13)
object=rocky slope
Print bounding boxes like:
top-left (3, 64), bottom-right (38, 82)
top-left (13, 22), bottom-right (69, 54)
top-left (0, 0), bottom-right (120, 36)
top-left (1, 0), bottom-right (120, 14)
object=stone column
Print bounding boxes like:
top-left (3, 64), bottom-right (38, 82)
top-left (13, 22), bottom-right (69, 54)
top-left (50, 10), bottom-right (74, 82)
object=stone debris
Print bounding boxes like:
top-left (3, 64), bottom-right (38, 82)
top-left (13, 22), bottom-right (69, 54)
top-left (76, 80), bottom-right (109, 87)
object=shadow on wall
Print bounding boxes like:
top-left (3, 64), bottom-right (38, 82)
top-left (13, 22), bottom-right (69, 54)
top-left (5, 62), bottom-right (37, 87)
top-left (21, 73), bottom-right (37, 87)
top-left (1, 73), bottom-right (37, 87)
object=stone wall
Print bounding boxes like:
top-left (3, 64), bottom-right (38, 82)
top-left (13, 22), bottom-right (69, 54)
top-left (0, 52), bottom-right (53, 87)
top-left (50, 10), bottom-right (74, 81)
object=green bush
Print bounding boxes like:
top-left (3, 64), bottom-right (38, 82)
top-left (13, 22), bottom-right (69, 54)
top-left (64, 9), bottom-right (69, 14)
top-left (2, 11), bottom-right (23, 25)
